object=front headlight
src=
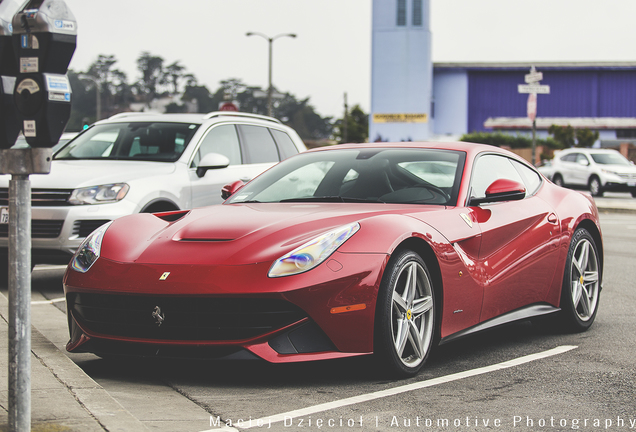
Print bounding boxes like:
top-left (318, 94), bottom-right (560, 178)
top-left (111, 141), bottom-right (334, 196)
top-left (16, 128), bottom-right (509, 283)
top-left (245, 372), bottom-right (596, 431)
top-left (69, 183), bottom-right (129, 205)
top-left (268, 222), bottom-right (360, 278)
top-left (70, 221), bottom-right (112, 273)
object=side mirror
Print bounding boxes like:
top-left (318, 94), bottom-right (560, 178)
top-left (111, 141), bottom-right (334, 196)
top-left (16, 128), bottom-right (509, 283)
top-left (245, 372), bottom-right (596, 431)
top-left (577, 158), bottom-right (589, 166)
top-left (221, 180), bottom-right (245, 200)
top-left (196, 152), bottom-right (230, 178)
top-left (469, 179), bottom-right (526, 206)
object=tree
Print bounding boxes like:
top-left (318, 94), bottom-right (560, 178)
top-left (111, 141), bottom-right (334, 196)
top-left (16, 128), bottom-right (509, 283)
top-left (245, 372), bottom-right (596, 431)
top-left (84, 54), bottom-right (131, 119)
top-left (333, 104), bottom-right (368, 143)
top-left (575, 128), bottom-right (599, 148)
top-left (548, 125), bottom-right (575, 148)
top-left (135, 52), bottom-right (164, 105)
top-left (163, 61), bottom-right (186, 95)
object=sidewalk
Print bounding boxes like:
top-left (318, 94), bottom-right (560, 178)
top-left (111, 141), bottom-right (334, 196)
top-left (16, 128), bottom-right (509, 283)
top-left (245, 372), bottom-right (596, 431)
top-left (0, 196), bottom-right (634, 432)
top-left (0, 292), bottom-right (149, 432)
top-left (593, 195), bottom-right (636, 213)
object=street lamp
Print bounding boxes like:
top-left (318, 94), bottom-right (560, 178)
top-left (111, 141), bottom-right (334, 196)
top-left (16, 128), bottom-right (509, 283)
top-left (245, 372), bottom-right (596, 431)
top-left (78, 74), bottom-right (101, 122)
top-left (246, 32), bottom-right (296, 117)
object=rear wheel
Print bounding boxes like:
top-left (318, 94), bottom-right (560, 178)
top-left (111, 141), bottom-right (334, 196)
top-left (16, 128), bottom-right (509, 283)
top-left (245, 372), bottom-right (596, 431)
top-left (552, 174), bottom-right (564, 187)
top-left (588, 176), bottom-right (603, 197)
top-left (559, 228), bottom-right (600, 332)
top-left (375, 250), bottom-right (436, 377)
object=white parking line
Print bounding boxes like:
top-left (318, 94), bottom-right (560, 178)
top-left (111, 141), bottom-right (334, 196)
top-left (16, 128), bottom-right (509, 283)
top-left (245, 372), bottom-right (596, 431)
top-left (203, 345), bottom-right (577, 431)
top-left (31, 297), bottom-right (65, 305)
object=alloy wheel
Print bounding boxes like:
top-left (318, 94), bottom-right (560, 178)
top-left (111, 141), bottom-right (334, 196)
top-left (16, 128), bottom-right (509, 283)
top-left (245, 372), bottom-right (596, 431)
top-left (569, 237), bottom-right (599, 322)
top-left (390, 260), bottom-right (435, 368)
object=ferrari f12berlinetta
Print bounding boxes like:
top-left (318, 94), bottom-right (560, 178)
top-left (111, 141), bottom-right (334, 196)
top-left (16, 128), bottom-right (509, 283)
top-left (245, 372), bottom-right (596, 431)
top-left (64, 142), bottom-right (602, 376)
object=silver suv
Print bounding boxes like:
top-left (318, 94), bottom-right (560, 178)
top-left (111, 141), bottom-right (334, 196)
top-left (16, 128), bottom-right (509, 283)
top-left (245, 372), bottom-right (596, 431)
top-left (0, 111), bottom-right (306, 268)
top-left (543, 148), bottom-right (636, 197)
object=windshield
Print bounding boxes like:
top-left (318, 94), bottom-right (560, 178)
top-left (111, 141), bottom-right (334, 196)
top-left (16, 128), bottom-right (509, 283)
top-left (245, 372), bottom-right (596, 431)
top-left (590, 152), bottom-right (631, 166)
top-left (54, 122), bottom-right (200, 162)
top-left (227, 148), bottom-right (465, 206)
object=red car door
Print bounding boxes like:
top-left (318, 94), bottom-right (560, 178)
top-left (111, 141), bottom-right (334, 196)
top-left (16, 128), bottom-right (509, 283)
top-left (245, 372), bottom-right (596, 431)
top-left (468, 154), bottom-right (562, 322)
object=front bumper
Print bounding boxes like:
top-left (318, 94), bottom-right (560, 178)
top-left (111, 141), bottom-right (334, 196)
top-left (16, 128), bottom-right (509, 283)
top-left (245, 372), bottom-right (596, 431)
top-left (64, 251), bottom-right (389, 362)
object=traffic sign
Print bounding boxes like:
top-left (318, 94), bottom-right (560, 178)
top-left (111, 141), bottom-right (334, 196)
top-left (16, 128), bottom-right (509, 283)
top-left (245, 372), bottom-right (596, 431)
top-left (518, 84), bottom-right (550, 94)
top-left (525, 71), bottom-right (543, 83)
top-left (527, 93), bottom-right (537, 121)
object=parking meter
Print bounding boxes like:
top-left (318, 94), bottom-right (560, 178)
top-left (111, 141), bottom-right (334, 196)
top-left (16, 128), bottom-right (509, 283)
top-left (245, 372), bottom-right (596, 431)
top-left (0, 0), bottom-right (27, 148)
top-left (11, 0), bottom-right (75, 147)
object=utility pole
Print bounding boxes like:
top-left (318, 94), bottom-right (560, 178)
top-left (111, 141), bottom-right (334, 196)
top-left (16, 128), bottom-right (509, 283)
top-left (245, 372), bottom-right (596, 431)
top-left (343, 92), bottom-right (348, 143)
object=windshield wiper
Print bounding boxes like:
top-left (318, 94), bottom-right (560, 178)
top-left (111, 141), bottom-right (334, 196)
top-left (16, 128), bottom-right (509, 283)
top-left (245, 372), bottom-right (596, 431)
top-left (280, 196), bottom-right (385, 203)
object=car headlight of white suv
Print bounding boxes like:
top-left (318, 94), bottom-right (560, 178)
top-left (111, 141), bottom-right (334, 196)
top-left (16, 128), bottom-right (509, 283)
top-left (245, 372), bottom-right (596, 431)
top-left (69, 183), bottom-right (129, 205)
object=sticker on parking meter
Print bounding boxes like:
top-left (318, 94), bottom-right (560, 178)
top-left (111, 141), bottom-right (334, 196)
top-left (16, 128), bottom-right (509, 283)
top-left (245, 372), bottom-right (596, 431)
top-left (23, 120), bottom-right (36, 137)
top-left (16, 79), bottom-right (40, 94)
top-left (20, 34), bottom-right (39, 49)
top-left (54, 20), bottom-right (76, 31)
top-left (45, 75), bottom-right (71, 92)
top-left (49, 92), bottom-right (71, 102)
top-left (20, 57), bottom-right (38, 73)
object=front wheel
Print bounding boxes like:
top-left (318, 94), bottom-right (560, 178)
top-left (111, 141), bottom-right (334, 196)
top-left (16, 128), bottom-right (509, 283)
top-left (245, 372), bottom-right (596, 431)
top-left (375, 250), bottom-right (436, 377)
top-left (589, 176), bottom-right (603, 197)
top-left (552, 174), bottom-right (564, 187)
top-left (559, 228), bottom-right (601, 332)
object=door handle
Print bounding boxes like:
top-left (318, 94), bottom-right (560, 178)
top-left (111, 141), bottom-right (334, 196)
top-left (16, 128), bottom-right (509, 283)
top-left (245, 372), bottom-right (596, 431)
top-left (547, 213), bottom-right (558, 224)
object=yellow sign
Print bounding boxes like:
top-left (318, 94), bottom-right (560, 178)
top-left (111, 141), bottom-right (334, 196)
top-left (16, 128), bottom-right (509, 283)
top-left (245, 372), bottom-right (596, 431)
top-left (373, 113), bottom-right (428, 123)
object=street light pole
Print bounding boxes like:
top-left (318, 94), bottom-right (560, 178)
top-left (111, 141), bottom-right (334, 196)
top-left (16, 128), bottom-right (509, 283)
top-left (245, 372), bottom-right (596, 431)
top-left (78, 74), bottom-right (101, 121)
top-left (246, 32), bottom-right (296, 117)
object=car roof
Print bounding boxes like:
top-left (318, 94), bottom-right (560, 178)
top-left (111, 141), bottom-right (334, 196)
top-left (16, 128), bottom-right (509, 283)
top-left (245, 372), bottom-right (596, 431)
top-left (307, 141), bottom-right (524, 162)
top-left (98, 111), bottom-right (284, 126)
top-left (560, 147), bottom-right (618, 154)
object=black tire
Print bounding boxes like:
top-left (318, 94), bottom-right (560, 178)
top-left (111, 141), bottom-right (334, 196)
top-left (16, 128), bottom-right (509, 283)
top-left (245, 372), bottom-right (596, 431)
top-left (631, 191), bottom-right (636, 198)
top-left (559, 228), bottom-right (601, 332)
top-left (374, 250), bottom-right (436, 377)
top-left (552, 174), bottom-right (564, 187)
top-left (588, 176), bottom-right (603, 197)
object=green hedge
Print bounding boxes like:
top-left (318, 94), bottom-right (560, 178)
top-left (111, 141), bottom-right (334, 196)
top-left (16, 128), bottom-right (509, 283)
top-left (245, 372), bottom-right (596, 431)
top-left (460, 132), bottom-right (563, 150)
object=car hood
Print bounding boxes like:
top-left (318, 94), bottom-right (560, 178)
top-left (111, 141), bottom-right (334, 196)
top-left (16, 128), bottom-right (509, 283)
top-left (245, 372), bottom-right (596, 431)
top-left (0, 160), bottom-right (177, 189)
top-left (100, 203), bottom-right (445, 266)
top-left (598, 163), bottom-right (636, 174)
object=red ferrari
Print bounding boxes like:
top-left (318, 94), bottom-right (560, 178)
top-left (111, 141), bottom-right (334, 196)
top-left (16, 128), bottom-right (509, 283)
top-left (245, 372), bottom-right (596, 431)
top-left (64, 142), bottom-right (603, 376)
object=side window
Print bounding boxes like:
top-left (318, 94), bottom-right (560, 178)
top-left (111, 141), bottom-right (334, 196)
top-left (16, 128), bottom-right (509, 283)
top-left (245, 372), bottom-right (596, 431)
top-left (562, 153), bottom-right (577, 162)
top-left (193, 124), bottom-right (241, 167)
top-left (238, 125), bottom-right (280, 164)
top-left (470, 154), bottom-right (525, 200)
top-left (576, 153), bottom-right (589, 165)
top-left (511, 160), bottom-right (542, 196)
top-left (270, 129), bottom-right (300, 160)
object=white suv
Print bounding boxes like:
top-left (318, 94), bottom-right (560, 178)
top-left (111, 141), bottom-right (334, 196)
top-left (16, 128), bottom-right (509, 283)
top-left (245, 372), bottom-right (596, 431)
top-left (0, 111), bottom-right (306, 268)
top-left (544, 148), bottom-right (636, 197)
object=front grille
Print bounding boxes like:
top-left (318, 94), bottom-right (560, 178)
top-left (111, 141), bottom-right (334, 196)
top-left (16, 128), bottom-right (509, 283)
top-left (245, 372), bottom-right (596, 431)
top-left (617, 173), bottom-right (636, 180)
top-left (0, 188), bottom-right (73, 207)
top-left (67, 293), bottom-right (307, 341)
top-left (0, 220), bottom-right (64, 238)
top-left (73, 220), bottom-right (110, 238)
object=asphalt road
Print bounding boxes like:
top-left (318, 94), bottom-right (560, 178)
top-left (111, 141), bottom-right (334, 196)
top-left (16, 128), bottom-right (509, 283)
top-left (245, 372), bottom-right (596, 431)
top-left (24, 212), bottom-right (636, 432)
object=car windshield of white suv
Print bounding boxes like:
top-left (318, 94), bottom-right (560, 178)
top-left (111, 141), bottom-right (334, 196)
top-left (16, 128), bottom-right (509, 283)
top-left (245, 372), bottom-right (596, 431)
top-left (590, 152), bottom-right (631, 166)
top-left (54, 122), bottom-right (200, 162)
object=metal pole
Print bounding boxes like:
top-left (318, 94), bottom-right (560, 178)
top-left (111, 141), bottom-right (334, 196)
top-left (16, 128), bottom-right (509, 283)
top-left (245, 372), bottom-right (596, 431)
top-left (532, 119), bottom-right (537, 166)
top-left (267, 38), bottom-right (273, 117)
top-left (8, 173), bottom-right (31, 432)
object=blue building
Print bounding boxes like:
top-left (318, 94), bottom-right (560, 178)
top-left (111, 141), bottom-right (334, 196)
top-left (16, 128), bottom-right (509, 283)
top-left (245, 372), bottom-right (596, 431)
top-left (433, 62), bottom-right (636, 142)
top-left (370, 1), bottom-right (636, 147)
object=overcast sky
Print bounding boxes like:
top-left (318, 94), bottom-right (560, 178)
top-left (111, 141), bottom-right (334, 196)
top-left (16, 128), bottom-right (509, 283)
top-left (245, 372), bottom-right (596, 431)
top-left (63, 0), bottom-right (636, 119)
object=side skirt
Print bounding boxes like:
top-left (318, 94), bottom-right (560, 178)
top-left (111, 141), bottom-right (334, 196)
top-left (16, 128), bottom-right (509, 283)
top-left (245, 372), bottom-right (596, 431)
top-left (439, 304), bottom-right (560, 346)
